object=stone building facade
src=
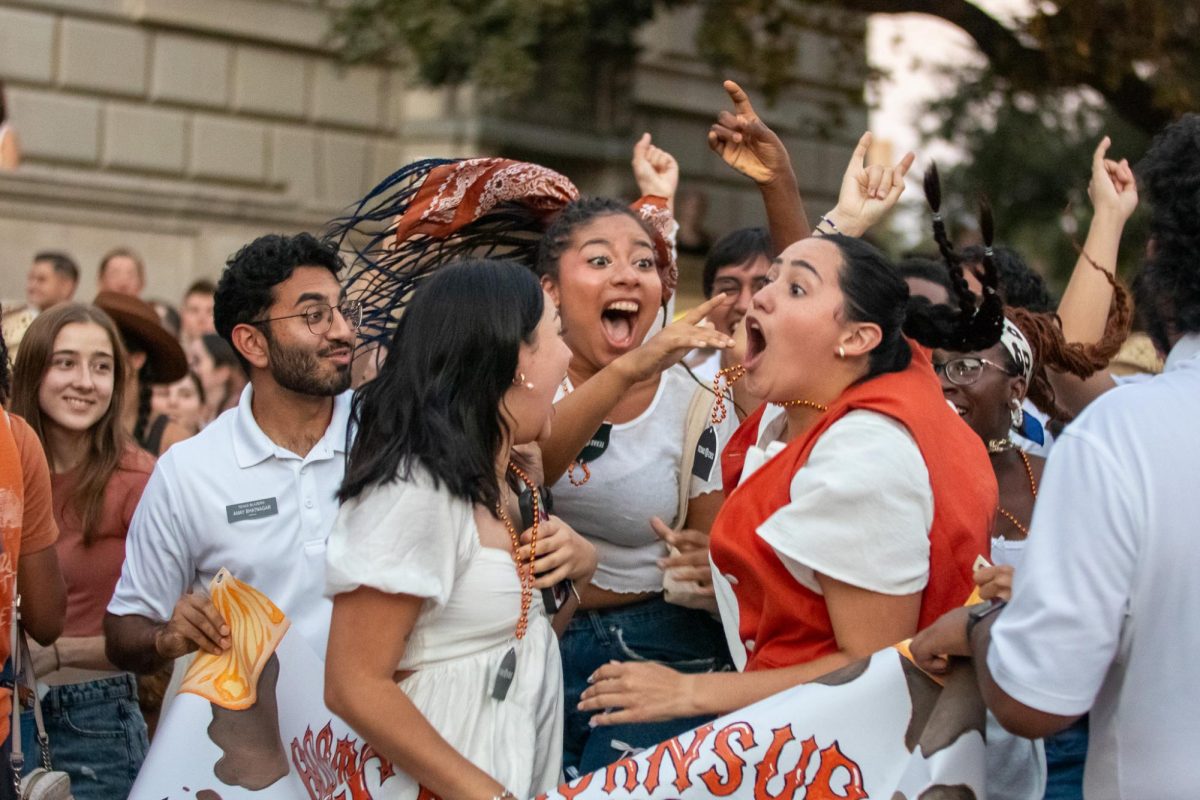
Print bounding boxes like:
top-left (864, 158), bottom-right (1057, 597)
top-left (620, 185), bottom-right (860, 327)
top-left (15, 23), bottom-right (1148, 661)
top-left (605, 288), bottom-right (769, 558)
top-left (0, 0), bottom-right (865, 306)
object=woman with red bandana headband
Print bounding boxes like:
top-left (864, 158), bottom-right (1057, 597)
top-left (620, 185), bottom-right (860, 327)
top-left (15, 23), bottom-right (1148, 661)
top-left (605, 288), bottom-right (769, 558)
top-left (331, 146), bottom-right (740, 775)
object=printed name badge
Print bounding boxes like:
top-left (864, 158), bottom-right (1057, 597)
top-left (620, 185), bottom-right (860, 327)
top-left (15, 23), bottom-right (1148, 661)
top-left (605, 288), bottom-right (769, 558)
top-left (575, 422), bottom-right (612, 464)
top-left (225, 497), bottom-right (279, 524)
top-left (692, 425), bottom-right (718, 482)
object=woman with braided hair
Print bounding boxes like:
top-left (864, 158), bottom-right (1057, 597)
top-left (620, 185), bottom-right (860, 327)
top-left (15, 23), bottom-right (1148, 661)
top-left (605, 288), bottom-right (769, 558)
top-left (578, 83), bottom-right (999, 725)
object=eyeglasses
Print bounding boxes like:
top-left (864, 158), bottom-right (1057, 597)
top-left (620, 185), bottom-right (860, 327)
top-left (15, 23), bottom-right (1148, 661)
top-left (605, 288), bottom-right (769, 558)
top-left (933, 356), bottom-right (1016, 387)
top-left (251, 301), bottom-right (362, 335)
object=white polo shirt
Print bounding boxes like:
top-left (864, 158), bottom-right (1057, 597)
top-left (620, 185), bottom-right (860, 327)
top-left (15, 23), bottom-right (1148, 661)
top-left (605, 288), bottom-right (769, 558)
top-left (108, 384), bottom-right (351, 659)
top-left (987, 334), bottom-right (1200, 800)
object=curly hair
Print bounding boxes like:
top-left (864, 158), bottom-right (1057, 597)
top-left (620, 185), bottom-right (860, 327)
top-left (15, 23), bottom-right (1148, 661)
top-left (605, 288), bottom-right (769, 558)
top-left (535, 196), bottom-right (657, 284)
top-left (1135, 114), bottom-right (1200, 350)
top-left (1007, 260), bottom-right (1133, 422)
top-left (214, 233), bottom-right (345, 370)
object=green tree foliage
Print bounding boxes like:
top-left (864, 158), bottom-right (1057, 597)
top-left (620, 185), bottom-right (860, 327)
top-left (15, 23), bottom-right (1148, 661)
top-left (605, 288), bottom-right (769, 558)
top-left (332, 0), bottom-right (1199, 136)
top-left (920, 66), bottom-right (1151, 287)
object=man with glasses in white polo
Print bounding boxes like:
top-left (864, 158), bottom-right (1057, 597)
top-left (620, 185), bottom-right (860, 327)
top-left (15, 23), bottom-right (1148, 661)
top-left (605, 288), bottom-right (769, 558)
top-left (104, 233), bottom-right (361, 673)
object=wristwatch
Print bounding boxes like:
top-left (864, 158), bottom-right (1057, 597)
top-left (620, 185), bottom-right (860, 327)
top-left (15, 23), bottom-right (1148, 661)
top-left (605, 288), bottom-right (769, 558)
top-left (965, 599), bottom-right (1006, 640)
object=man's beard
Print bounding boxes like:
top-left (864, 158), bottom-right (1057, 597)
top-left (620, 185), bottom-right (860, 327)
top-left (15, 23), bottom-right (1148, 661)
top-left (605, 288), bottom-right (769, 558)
top-left (265, 334), bottom-right (351, 397)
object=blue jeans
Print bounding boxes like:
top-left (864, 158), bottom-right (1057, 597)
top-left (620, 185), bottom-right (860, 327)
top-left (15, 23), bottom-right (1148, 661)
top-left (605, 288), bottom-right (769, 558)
top-left (560, 596), bottom-right (731, 776)
top-left (1042, 716), bottom-right (1088, 800)
top-left (24, 674), bottom-right (149, 800)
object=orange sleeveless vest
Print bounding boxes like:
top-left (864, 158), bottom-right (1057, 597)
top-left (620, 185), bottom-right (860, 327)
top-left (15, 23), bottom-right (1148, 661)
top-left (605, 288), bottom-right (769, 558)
top-left (711, 345), bottom-right (995, 671)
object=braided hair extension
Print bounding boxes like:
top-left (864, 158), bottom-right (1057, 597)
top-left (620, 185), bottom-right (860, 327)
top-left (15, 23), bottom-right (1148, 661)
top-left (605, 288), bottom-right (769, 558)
top-left (1007, 263), bottom-right (1132, 422)
top-left (902, 165), bottom-right (1004, 352)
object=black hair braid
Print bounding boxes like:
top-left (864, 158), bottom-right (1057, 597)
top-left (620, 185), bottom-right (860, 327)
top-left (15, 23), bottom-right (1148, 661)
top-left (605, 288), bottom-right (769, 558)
top-left (903, 166), bottom-right (1003, 352)
top-left (133, 369), bottom-right (152, 447)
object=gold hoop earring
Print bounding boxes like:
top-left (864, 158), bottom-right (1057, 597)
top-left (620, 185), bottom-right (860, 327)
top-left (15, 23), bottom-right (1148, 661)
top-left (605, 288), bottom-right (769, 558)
top-left (513, 372), bottom-right (534, 390)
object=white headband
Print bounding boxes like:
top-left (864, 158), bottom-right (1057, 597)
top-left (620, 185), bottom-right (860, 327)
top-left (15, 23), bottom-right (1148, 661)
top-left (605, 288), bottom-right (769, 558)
top-left (1000, 317), bottom-right (1034, 383)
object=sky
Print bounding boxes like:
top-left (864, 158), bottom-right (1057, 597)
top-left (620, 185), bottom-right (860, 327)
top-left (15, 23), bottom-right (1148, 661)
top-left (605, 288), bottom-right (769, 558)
top-left (864, 0), bottom-right (1030, 240)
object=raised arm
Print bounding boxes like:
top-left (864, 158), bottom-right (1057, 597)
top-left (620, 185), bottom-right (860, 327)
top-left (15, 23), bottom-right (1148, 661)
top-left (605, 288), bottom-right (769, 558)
top-left (817, 131), bottom-right (915, 238)
top-left (1057, 137), bottom-right (1137, 344)
top-left (708, 80), bottom-right (810, 253)
top-left (631, 132), bottom-right (680, 212)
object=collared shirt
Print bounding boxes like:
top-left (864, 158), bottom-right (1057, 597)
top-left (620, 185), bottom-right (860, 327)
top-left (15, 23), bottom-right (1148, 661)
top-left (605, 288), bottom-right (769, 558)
top-left (988, 333), bottom-right (1200, 800)
top-left (108, 384), bottom-right (351, 658)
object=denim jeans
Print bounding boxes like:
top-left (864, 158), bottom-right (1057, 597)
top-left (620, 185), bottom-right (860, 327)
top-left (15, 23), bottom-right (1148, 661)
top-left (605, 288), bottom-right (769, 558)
top-left (23, 674), bottom-right (149, 800)
top-left (1042, 716), bottom-right (1088, 800)
top-left (560, 596), bottom-right (731, 776)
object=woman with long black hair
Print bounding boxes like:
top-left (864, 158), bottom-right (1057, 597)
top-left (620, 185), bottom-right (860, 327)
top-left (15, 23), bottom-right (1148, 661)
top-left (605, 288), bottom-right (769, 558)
top-left (324, 259), bottom-right (597, 800)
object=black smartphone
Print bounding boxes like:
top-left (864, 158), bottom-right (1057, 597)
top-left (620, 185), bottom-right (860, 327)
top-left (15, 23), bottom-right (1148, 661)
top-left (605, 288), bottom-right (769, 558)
top-left (518, 484), bottom-right (572, 614)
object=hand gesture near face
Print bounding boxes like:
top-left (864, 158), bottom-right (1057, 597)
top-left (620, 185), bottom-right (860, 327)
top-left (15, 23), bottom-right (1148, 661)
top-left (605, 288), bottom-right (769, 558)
top-left (1088, 136), bottom-right (1137, 223)
top-left (613, 293), bottom-right (734, 383)
top-left (632, 133), bottom-right (680, 209)
top-left (707, 80), bottom-right (794, 187)
top-left (826, 132), bottom-right (915, 237)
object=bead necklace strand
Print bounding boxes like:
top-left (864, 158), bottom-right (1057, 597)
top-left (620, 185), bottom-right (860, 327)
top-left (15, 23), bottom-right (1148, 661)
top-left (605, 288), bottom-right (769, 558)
top-left (710, 364), bottom-right (828, 423)
top-left (559, 376), bottom-right (593, 487)
top-left (995, 449), bottom-right (1038, 537)
top-left (495, 461), bottom-right (539, 639)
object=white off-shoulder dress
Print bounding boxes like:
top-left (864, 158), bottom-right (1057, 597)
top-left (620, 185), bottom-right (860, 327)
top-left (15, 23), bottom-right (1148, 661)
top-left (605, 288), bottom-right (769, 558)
top-left (325, 466), bottom-right (563, 798)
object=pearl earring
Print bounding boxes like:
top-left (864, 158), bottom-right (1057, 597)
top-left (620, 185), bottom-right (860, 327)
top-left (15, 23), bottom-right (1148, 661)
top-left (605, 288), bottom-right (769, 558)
top-left (837, 346), bottom-right (846, 359)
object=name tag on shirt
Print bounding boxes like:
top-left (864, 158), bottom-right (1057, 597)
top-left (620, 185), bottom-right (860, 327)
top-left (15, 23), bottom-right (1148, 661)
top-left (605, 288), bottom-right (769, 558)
top-left (226, 497), bottom-right (279, 523)
top-left (692, 425), bottom-right (718, 483)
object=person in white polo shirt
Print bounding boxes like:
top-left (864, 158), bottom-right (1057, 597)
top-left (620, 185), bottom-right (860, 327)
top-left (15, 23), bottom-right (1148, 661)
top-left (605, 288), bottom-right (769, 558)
top-left (103, 232), bottom-right (359, 672)
top-left (910, 114), bottom-right (1200, 800)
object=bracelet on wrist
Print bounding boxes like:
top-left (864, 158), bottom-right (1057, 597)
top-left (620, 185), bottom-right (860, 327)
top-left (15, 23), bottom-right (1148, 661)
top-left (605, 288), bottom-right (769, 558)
top-left (816, 214), bottom-right (842, 237)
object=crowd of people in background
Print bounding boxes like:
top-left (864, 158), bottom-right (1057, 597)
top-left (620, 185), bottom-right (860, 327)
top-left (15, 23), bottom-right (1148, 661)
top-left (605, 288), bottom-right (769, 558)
top-left (0, 77), bottom-right (1197, 800)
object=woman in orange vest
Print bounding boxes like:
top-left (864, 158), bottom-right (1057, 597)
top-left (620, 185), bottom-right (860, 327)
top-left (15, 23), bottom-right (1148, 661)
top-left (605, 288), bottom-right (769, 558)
top-left (578, 82), bottom-right (999, 726)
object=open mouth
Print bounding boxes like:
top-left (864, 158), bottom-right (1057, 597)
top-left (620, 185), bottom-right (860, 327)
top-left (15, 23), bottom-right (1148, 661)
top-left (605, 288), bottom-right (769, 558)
top-left (600, 300), bottom-right (640, 350)
top-left (948, 400), bottom-right (969, 418)
top-left (62, 396), bottom-right (95, 411)
top-left (744, 316), bottom-right (767, 369)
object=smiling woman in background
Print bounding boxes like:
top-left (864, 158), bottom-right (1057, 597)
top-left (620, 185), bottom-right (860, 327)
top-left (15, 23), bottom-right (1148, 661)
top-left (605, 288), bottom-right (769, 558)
top-left (11, 303), bottom-right (152, 800)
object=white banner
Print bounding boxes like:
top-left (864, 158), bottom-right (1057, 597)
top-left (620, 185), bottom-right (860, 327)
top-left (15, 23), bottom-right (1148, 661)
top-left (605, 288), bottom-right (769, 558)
top-left (132, 571), bottom-right (986, 800)
top-left (538, 648), bottom-right (986, 800)
top-left (129, 569), bottom-right (410, 800)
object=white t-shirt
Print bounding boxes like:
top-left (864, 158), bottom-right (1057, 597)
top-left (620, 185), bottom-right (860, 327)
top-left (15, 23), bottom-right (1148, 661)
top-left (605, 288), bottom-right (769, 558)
top-left (712, 404), bottom-right (934, 670)
top-left (987, 335), bottom-right (1200, 800)
top-left (551, 365), bottom-right (733, 594)
top-left (108, 385), bottom-right (351, 659)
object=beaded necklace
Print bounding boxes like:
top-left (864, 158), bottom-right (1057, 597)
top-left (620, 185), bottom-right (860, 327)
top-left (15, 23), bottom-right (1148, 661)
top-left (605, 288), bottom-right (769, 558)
top-left (710, 364), bottom-right (828, 423)
top-left (995, 449), bottom-right (1038, 538)
top-left (494, 461), bottom-right (539, 639)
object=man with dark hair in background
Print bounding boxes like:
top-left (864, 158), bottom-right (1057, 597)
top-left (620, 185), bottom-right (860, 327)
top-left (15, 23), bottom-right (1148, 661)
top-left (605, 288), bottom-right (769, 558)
top-left (104, 232), bottom-right (360, 677)
top-left (686, 226), bottom-right (772, 384)
top-left (179, 278), bottom-right (217, 343)
top-left (25, 252), bottom-right (79, 311)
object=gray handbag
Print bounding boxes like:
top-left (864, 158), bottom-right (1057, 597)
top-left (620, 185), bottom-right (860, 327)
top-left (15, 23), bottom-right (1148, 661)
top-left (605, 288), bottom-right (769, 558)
top-left (8, 599), bottom-right (72, 800)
